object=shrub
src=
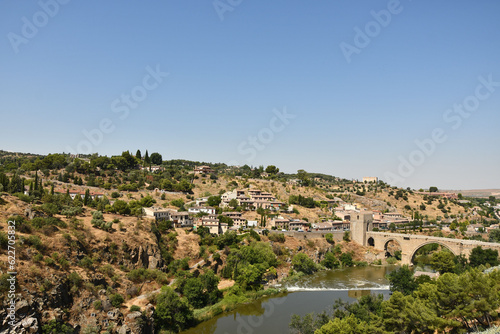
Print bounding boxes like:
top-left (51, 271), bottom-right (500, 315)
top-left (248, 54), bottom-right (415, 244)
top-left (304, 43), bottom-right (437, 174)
top-left (130, 305), bottom-right (141, 312)
top-left (79, 256), bottom-right (93, 269)
top-left (268, 233), bottom-right (285, 243)
top-left (155, 286), bottom-right (193, 332)
top-left (321, 251), bottom-right (340, 269)
top-left (59, 258), bottom-right (70, 270)
top-left (340, 252), bottom-right (353, 267)
top-left (33, 253), bottom-right (44, 262)
top-left (93, 300), bottom-right (102, 310)
top-left (292, 253), bottom-right (318, 275)
top-left (26, 235), bottom-right (44, 251)
top-left (44, 257), bottom-right (55, 266)
top-left (249, 229), bottom-right (261, 241)
top-left (213, 252), bottom-right (221, 262)
top-left (325, 233), bottom-right (334, 244)
top-left (0, 232), bottom-right (8, 248)
top-left (110, 293), bottom-right (124, 308)
top-left (99, 264), bottom-right (115, 277)
top-left (41, 319), bottom-right (74, 334)
top-left (68, 272), bottom-right (82, 289)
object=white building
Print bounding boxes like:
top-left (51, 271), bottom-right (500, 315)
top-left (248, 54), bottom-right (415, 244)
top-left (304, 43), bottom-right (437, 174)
top-left (143, 207), bottom-right (171, 220)
top-left (188, 206), bottom-right (216, 215)
top-left (362, 177), bottom-right (378, 183)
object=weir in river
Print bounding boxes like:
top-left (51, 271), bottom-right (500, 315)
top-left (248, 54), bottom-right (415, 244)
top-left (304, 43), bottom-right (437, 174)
top-left (180, 265), bottom-right (396, 334)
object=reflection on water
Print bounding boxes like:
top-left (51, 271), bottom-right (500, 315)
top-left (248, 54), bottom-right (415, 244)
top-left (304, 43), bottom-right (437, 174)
top-left (282, 264), bottom-right (395, 291)
top-left (180, 265), bottom-right (396, 334)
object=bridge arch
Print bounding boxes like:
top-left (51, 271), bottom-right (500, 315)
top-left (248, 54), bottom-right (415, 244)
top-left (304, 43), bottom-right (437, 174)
top-left (383, 238), bottom-right (402, 258)
top-left (367, 237), bottom-right (375, 247)
top-left (408, 241), bottom-right (457, 264)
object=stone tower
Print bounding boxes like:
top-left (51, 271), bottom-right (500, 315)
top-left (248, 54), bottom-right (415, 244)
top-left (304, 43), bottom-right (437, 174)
top-left (350, 212), bottom-right (373, 246)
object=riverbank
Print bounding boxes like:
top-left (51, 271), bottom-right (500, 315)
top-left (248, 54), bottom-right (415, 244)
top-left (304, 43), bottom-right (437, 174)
top-left (192, 286), bottom-right (287, 324)
top-left (180, 265), bottom-right (395, 334)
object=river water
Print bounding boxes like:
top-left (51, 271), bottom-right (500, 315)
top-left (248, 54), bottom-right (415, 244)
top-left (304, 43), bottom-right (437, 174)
top-left (180, 265), bottom-right (396, 334)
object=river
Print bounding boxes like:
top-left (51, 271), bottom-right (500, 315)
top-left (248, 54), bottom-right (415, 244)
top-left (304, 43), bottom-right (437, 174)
top-left (180, 265), bottom-right (396, 334)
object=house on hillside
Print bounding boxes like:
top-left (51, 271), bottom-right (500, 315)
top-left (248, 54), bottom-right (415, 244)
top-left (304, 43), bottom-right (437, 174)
top-left (143, 207), bottom-right (171, 221)
top-left (140, 165), bottom-right (163, 172)
top-left (289, 219), bottom-right (309, 231)
top-left (270, 217), bottom-right (290, 230)
top-left (194, 166), bottom-right (214, 175)
top-left (312, 222), bottom-right (333, 231)
top-left (188, 206), bottom-right (216, 215)
top-left (170, 211), bottom-right (192, 227)
top-left (56, 189), bottom-right (104, 201)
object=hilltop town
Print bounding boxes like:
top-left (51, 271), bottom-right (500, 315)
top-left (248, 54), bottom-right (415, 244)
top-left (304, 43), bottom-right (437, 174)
top-left (0, 150), bottom-right (499, 333)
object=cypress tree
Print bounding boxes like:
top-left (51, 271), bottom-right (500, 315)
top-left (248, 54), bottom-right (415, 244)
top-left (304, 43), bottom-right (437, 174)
top-left (84, 189), bottom-right (90, 206)
top-left (144, 150), bottom-right (150, 164)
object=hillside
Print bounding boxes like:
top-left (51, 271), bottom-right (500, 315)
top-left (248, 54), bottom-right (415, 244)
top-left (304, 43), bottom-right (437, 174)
top-left (0, 150), bottom-right (499, 333)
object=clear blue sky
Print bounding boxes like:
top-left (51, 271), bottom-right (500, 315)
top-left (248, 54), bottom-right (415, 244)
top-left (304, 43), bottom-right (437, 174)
top-left (1, 0), bottom-right (499, 190)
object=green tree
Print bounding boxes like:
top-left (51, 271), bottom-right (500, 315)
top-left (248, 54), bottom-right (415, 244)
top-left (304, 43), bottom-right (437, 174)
top-left (83, 189), bottom-right (91, 206)
top-left (218, 215), bottom-right (234, 227)
top-left (135, 149), bottom-right (142, 160)
top-left (0, 172), bottom-right (9, 191)
top-left (321, 251), bottom-right (340, 269)
top-left (150, 152), bottom-right (163, 165)
top-left (110, 293), bottom-right (124, 308)
top-left (228, 198), bottom-right (239, 209)
top-left (41, 319), bottom-right (74, 334)
top-left (387, 265), bottom-right (417, 295)
top-left (207, 195), bottom-right (221, 207)
top-left (171, 198), bottom-right (184, 208)
top-left (91, 211), bottom-right (105, 228)
top-left (144, 150), bottom-right (150, 164)
top-left (339, 252), bottom-right (353, 267)
top-left (292, 253), bottom-right (318, 275)
top-left (315, 314), bottom-right (371, 334)
top-left (182, 278), bottom-right (205, 308)
top-left (297, 169), bottom-right (310, 186)
top-left (469, 246), bottom-right (499, 267)
top-left (265, 165), bottom-right (279, 174)
top-left (429, 186), bottom-right (438, 193)
top-left (8, 174), bottom-right (24, 193)
top-left (155, 286), bottom-right (194, 332)
top-left (121, 150), bottom-right (138, 169)
top-left (430, 250), bottom-right (456, 274)
top-left (343, 231), bottom-right (350, 242)
top-left (113, 200), bottom-right (130, 215)
top-left (289, 312), bottom-right (329, 334)
top-left (489, 229), bottom-right (500, 243)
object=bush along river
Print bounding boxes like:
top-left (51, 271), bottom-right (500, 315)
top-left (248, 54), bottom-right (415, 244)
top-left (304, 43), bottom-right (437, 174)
top-left (180, 265), bottom-right (396, 334)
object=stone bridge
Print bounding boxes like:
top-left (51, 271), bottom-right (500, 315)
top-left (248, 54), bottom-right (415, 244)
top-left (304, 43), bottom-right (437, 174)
top-left (350, 212), bottom-right (500, 265)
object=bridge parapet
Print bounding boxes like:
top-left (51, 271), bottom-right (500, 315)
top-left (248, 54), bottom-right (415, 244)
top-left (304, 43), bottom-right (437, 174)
top-left (364, 231), bottom-right (500, 265)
